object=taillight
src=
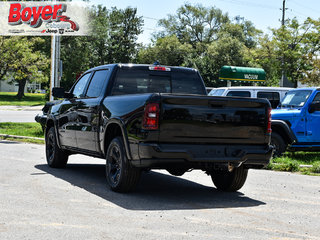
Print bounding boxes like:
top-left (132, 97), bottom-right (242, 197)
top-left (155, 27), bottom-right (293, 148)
top-left (143, 103), bottom-right (159, 130)
top-left (149, 66), bottom-right (171, 71)
top-left (267, 107), bottom-right (272, 134)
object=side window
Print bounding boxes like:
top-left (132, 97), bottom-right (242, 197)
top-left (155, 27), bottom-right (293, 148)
top-left (257, 91), bottom-right (280, 109)
top-left (72, 73), bottom-right (91, 98)
top-left (86, 70), bottom-right (109, 98)
top-left (226, 91), bottom-right (251, 97)
top-left (312, 92), bottom-right (320, 103)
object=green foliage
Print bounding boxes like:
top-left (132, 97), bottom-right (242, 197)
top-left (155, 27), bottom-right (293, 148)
top-left (0, 122), bottom-right (44, 138)
top-left (270, 18), bottom-right (320, 86)
top-left (60, 5), bottom-right (143, 90)
top-left (0, 92), bottom-right (46, 106)
top-left (311, 162), bottom-right (320, 173)
top-left (269, 152), bottom-right (320, 174)
top-left (158, 3), bottom-right (229, 46)
top-left (137, 35), bottom-right (193, 66)
top-left (147, 3), bottom-right (261, 87)
top-left (0, 36), bottom-right (49, 99)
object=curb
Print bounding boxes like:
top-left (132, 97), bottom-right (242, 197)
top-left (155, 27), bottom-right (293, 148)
top-left (0, 134), bottom-right (44, 141)
top-left (271, 162), bottom-right (312, 168)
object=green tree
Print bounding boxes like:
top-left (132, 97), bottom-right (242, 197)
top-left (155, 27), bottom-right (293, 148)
top-left (158, 3), bottom-right (229, 47)
top-left (188, 36), bottom-right (250, 87)
top-left (150, 4), bottom-right (261, 87)
top-left (272, 18), bottom-right (320, 86)
top-left (249, 35), bottom-right (281, 86)
top-left (60, 5), bottom-right (143, 89)
top-left (137, 35), bottom-right (193, 66)
top-left (0, 37), bottom-right (49, 99)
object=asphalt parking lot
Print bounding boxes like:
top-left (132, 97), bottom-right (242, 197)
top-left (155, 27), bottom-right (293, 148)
top-left (1, 140), bottom-right (320, 239)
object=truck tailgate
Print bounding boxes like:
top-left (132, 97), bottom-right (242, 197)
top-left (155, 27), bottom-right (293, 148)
top-left (159, 94), bottom-right (270, 145)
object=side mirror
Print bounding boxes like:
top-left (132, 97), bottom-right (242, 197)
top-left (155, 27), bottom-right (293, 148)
top-left (52, 87), bottom-right (73, 99)
top-left (309, 101), bottom-right (320, 113)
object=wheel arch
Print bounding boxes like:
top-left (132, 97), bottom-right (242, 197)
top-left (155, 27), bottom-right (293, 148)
top-left (101, 119), bottom-right (132, 160)
top-left (45, 116), bottom-right (62, 148)
top-left (271, 120), bottom-right (296, 145)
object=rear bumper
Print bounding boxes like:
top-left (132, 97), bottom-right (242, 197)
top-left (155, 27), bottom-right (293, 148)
top-left (135, 143), bottom-right (273, 168)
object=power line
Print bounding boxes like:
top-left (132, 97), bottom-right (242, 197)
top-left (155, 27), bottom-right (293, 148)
top-left (290, 9), bottom-right (310, 18)
top-left (290, 0), bottom-right (318, 14)
top-left (142, 16), bottom-right (160, 21)
top-left (214, 0), bottom-right (277, 10)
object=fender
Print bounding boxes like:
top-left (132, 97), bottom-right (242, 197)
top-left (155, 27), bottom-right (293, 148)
top-left (101, 117), bottom-right (133, 161)
top-left (45, 114), bottom-right (62, 149)
top-left (271, 120), bottom-right (297, 144)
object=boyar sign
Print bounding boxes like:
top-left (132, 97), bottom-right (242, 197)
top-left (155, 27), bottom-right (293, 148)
top-left (0, 1), bottom-right (89, 36)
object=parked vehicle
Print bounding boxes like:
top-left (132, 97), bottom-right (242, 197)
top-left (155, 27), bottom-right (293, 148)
top-left (271, 88), bottom-right (320, 156)
top-left (209, 87), bottom-right (293, 108)
top-left (206, 87), bottom-right (214, 94)
top-left (36, 64), bottom-right (273, 192)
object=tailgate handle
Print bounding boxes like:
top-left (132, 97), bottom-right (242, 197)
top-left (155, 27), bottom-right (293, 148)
top-left (209, 100), bottom-right (227, 108)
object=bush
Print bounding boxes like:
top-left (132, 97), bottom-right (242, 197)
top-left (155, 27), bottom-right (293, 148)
top-left (311, 162), bottom-right (320, 173)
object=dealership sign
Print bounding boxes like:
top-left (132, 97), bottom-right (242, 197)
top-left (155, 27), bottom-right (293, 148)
top-left (0, 1), bottom-right (89, 35)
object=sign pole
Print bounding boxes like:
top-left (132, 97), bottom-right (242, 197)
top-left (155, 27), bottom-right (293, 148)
top-left (50, 35), bottom-right (56, 101)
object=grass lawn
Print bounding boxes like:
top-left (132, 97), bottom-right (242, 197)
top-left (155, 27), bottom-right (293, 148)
top-left (268, 152), bottom-right (320, 175)
top-left (0, 122), bottom-right (44, 138)
top-left (0, 92), bottom-right (46, 106)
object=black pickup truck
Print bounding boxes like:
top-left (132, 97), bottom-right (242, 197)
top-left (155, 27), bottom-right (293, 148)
top-left (37, 64), bottom-right (273, 192)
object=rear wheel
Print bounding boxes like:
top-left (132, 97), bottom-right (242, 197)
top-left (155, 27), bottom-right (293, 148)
top-left (210, 166), bottom-right (248, 192)
top-left (105, 137), bottom-right (141, 192)
top-left (45, 127), bottom-right (68, 168)
top-left (271, 132), bottom-right (287, 157)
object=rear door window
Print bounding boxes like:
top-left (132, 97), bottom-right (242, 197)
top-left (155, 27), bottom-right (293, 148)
top-left (226, 91), bottom-right (251, 97)
top-left (257, 91), bottom-right (280, 108)
top-left (86, 70), bottom-right (109, 98)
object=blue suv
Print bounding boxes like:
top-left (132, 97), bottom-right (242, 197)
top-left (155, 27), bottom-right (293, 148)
top-left (271, 88), bottom-right (320, 156)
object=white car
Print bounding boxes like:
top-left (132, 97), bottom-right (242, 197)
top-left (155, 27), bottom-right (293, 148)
top-left (209, 86), bottom-right (293, 108)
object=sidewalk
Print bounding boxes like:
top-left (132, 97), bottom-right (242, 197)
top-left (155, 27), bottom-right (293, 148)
top-left (0, 105), bottom-right (42, 111)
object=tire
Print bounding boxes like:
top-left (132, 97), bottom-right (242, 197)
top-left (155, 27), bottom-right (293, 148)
top-left (105, 137), bottom-right (141, 192)
top-left (45, 127), bottom-right (68, 168)
top-left (271, 132), bottom-right (287, 157)
top-left (210, 166), bottom-right (248, 192)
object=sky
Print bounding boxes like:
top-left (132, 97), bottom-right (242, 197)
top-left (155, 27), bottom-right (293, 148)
top-left (89, 0), bottom-right (320, 44)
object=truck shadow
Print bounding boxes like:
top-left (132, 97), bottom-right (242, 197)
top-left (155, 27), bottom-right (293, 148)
top-left (35, 163), bottom-right (265, 210)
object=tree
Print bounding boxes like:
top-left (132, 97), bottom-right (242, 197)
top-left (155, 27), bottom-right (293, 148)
top-left (60, 5), bottom-right (143, 89)
top-left (137, 35), bottom-right (193, 66)
top-left (248, 35), bottom-right (281, 86)
top-left (148, 4), bottom-right (263, 87)
top-left (272, 18), bottom-right (320, 86)
top-left (0, 37), bottom-right (49, 99)
top-left (158, 4), bottom-right (229, 47)
top-left (188, 35), bottom-right (250, 87)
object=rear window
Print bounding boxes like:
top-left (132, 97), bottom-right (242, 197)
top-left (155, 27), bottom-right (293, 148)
top-left (226, 91), bottom-right (251, 97)
top-left (111, 68), bottom-right (205, 95)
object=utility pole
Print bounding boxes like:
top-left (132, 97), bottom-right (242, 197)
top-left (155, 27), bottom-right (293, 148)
top-left (280, 0), bottom-right (287, 87)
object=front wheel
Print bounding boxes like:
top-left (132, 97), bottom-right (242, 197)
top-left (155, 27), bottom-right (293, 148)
top-left (105, 137), bottom-right (141, 192)
top-left (210, 166), bottom-right (248, 192)
top-left (45, 127), bottom-right (68, 168)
